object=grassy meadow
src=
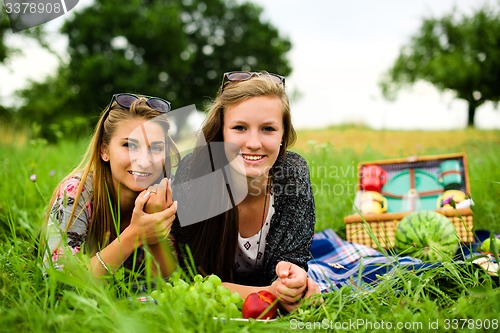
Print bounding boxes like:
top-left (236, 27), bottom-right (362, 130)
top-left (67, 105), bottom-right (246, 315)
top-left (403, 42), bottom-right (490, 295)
top-left (0, 125), bottom-right (499, 332)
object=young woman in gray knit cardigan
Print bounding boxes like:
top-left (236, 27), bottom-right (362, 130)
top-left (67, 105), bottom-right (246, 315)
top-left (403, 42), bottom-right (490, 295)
top-left (172, 71), bottom-right (320, 312)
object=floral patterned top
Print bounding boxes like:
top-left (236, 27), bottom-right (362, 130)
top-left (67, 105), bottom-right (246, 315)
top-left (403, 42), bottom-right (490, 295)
top-left (44, 174), bottom-right (145, 272)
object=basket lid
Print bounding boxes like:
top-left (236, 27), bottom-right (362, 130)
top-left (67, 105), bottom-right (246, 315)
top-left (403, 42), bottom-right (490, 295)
top-left (381, 169), bottom-right (443, 197)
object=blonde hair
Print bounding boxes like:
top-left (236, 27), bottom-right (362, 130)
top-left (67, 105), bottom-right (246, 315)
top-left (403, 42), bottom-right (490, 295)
top-left (45, 98), bottom-right (180, 255)
top-left (202, 72), bottom-right (296, 155)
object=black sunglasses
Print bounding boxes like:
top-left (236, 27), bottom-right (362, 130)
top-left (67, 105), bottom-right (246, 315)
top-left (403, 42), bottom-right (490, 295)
top-left (222, 71), bottom-right (285, 89)
top-left (107, 93), bottom-right (172, 114)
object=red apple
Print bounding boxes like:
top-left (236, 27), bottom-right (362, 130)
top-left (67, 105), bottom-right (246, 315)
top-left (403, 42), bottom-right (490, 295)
top-left (242, 290), bottom-right (278, 319)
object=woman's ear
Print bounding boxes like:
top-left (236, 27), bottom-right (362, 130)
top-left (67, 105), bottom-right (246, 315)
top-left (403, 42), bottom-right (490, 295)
top-left (100, 145), bottom-right (109, 162)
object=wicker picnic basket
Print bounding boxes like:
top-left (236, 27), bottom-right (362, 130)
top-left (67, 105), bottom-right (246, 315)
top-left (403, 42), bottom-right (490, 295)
top-left (344, 153), bottom-right (474, 249)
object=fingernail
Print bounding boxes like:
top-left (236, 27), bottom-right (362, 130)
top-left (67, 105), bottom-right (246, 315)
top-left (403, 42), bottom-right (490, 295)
top-left (174, 200), bottom-right (178, 208)
top-left (144, 191), bottom-right (150, 199)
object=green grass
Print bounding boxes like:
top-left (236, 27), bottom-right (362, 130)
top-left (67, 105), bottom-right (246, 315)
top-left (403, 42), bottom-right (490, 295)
top-left (1, 127), bottom-right (499, 332)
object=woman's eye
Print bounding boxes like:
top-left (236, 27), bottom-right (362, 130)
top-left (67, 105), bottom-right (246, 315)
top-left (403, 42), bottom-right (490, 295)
top-left (149, 145), bottom-right (165, 153)
top-left (233, 125), bottom-right (245, 131)
top-left (124, 142), bottom-right (138, 149)
top-left (262, 126), bottom-right (276, 132)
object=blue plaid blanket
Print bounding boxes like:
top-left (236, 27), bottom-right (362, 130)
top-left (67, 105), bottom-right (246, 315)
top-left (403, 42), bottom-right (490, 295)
top-left (307, 228), bottom-right (497, 293)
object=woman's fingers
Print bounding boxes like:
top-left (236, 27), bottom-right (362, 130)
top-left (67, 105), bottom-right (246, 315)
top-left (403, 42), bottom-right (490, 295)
top-left (165, 179), bottom-right (173, 206)
top-left (145, 178), bottom-right (171, 213)
top-left (273, 261), bottom-right (310, 305)
top-left (131, 190), bottom-right (177, 244)
top-left (304, 277), bottom-right (321, 297)
top-left (277, 292), bottom-right (300, 304)
top-left (153, 200), bottom-right (177, 220)
top-left (275, 278), bottom-right (306, 304)
top-left (276, 261), bottom-right (293, 279)
top-left (153, 178), bottom-right (168, 198)
top-left (273, 262), bottom-right (323, 310)
top-left (147, 183), bottom-right (159, 194)
top-left (304, 278), bottom-right (324, 306)
top-left (148, 201), bottom-right (177, 239)
top-left (156, 212), bottom-right (176, 233)
top-left (276, 283), bottom-right (305, 301)
top-left (134, 190), bottom-right (150, 213)
top-left (281, 275), bottom-right (307, 289)
top-left (276, 261), bottom-right (308, 289)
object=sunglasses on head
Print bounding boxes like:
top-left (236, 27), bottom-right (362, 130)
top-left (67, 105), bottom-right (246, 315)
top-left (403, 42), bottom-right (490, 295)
top-left (107, 93), bottom-right (172, 114)
top-left (222, 71), bottom-right (285, 90)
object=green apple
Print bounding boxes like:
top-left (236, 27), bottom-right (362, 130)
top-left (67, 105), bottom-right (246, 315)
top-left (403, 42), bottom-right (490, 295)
top-left (480, 238), bottom-right (500, 253)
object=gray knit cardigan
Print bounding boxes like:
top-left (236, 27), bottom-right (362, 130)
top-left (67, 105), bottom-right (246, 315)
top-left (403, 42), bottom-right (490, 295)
top-left (173, 150), bottom-right (316, 286)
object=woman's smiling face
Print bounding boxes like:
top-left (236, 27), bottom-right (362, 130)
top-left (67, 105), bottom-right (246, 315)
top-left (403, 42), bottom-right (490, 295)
top-left (102, 117), bottom-right (166, 195)
top-left (223, 95), bottom-right (284, 181)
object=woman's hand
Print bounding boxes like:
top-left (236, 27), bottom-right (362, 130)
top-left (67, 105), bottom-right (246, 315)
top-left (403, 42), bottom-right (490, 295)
top-left (271, 261), bottom-right (321, 312)
top-left (127, 186), bottom-right (177, 246)
top-left (304, 276), bottom-right (321, 298)
top-left (144, 178), bottom-right (172, 214)
top-left (273, 261), bottom-right (307, 303)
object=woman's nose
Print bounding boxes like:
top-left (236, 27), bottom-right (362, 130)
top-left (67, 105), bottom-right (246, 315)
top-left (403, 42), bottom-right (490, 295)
top-left (245, 131), bottom-right (262, 150)
top-left (134, 148), bottom-right (154, 168)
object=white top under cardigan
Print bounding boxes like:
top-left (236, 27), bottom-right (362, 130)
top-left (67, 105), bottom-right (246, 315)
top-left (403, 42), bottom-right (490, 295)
top-left (235, 194), bottom-right (275, 273)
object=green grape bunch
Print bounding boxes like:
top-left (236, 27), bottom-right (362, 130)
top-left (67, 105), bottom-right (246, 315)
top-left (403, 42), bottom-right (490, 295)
top-left (149, 273), bottom-right (243, 319)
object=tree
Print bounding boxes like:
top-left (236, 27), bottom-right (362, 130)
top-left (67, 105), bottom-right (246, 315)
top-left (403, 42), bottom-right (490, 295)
top-left (0, 14), bottom-right (46, 120)
top-left (0, 14), bottom-right (11, 62)
top-left (379, 3), bottom-right (500, 127)
top-left (0, 14), bottom-right (12, 121)
top-left (15, 0), bottom-right (292, 140)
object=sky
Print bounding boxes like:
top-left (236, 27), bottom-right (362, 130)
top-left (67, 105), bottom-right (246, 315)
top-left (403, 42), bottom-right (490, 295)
top-left (1, 0), bottom-right (500, 130)
top-left (250, 0), bottom-right (500, 130)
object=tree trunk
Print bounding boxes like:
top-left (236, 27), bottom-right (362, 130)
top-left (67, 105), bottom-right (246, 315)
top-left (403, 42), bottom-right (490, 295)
top-left (467, 102), bottom-right (476, 128)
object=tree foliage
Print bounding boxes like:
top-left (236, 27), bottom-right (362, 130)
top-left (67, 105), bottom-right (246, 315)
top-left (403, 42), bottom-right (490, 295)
top-left (380, 3), bottom-right (500, 127)
top-left (0, 13), bottom-right (11, 62)
top-left (1, 13), bottom-right (45, 121)
top-left (15, 0), bottom-right (292, 141)
top-left (0, 13), bottom-right (10, 121)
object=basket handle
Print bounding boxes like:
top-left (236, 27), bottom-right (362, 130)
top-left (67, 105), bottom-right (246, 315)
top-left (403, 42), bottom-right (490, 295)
top-left (382, 188), bottom-right (443, 199)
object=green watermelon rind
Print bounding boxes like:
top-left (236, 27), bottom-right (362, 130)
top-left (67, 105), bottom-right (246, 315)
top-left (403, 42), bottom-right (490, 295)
top-left (395, 211), bottom-right (459, 262)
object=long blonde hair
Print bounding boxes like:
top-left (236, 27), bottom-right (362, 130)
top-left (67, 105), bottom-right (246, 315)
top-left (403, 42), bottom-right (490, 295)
top-left (45, 98), bottom-right (180, 255)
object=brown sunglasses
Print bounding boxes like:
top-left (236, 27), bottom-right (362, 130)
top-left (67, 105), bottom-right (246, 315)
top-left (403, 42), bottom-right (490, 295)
top-left (221, 71), bottom-right (285, 90)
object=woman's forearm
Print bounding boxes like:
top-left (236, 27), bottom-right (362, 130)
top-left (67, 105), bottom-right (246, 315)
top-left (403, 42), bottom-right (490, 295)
top-left (89, 227), bottom-right (140, 276)
top-left (221, 281), bottom-right (276, 299)
top-left (148, 239), bottom-right (177, 278)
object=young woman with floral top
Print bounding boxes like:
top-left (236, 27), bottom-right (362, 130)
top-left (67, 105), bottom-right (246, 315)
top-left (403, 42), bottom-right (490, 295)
top-left (43, 93), bottom-right (179, 279)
